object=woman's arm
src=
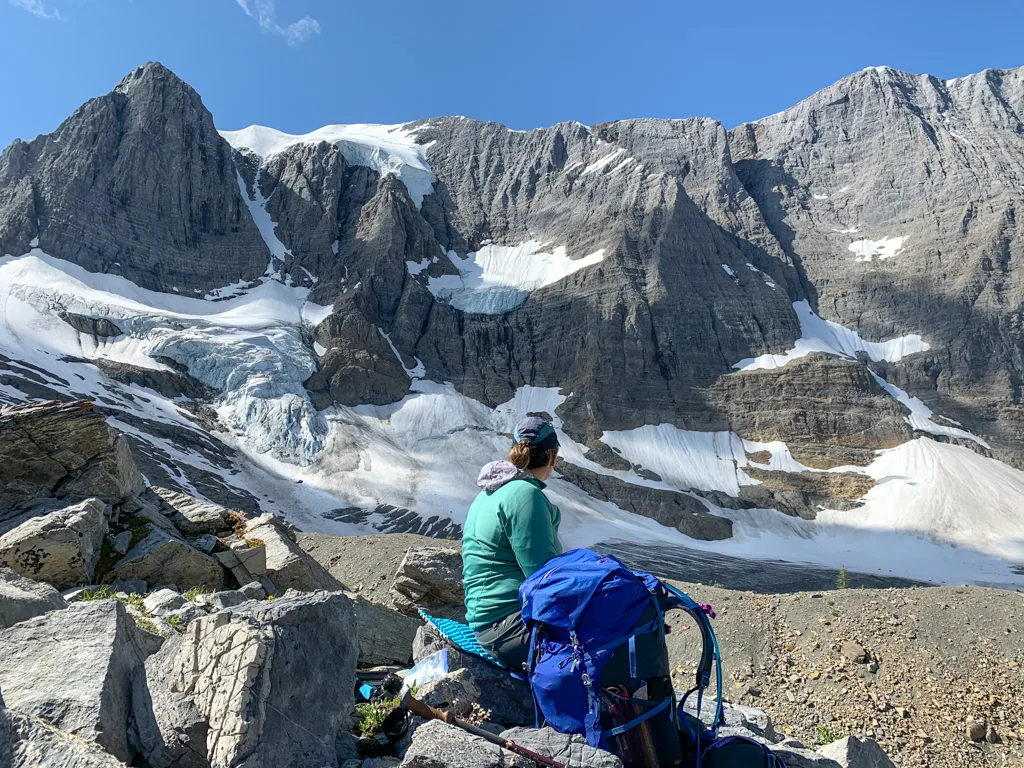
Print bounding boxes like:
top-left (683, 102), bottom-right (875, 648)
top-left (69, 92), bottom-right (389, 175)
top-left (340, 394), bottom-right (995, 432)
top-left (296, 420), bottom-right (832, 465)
top-left (503, 489), bottom-right (561, 578)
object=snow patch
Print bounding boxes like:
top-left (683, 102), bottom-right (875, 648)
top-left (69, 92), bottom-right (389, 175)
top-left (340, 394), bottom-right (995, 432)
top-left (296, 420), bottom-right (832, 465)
top-left (313, 341), bottom-right (328, 356)
top-left (233, 169), bottom-right (290, 270)
top-left (221, 123), bottom-right (436, 207)
top-left (849, 236), bottom-right (908, 262)
top-left (870, 372), bottom-right (988, 447)
top-left (406, 256), bottom-right (432, 275)
top-left (601, 426), bottom-right (756, 496)
top-left (426, 241), bottom-right (605, 314)
top-left (734, 300), bottom-right (929, 371)
top-left (379, 328), bottom-right (425, 380)
top-left (581, 148), bottom-right (626, 176)
top-left (721, 264), bottom-right (737, 278)
top-left (817, 439), bottom-right (1024, 564)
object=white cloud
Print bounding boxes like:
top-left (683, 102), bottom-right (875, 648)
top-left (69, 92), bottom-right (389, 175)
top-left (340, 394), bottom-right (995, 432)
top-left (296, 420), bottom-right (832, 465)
top-left (9, 0), bottom-right (63, 20)
top-left (235, 0), bottom-right (320, 46)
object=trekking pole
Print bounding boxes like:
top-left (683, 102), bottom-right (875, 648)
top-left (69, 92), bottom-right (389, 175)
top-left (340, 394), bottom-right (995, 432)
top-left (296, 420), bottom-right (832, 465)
top-left (400, 690), bottom-right (566, 768)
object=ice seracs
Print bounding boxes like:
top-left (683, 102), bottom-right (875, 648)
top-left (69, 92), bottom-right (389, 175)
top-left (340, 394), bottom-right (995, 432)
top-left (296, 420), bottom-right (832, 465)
top-left (220, 123), bottom-right (436, 207)
top-left (0, 249), bottom-right (332, 467)
top-left (423, 241), bottom-right (606, 314)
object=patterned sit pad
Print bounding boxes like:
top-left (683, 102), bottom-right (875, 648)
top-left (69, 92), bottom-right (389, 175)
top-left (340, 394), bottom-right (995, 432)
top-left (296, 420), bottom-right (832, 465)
top-left (418, 609), bottom-right (507, 669)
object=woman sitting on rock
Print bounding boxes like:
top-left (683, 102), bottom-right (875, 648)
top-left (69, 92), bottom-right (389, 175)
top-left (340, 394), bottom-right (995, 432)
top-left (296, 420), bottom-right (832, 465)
top-left (462, 416), bottom-right (562, 670)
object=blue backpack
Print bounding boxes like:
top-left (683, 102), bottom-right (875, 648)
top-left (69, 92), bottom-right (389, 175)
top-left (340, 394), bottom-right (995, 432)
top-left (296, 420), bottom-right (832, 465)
top-left (519, 549), bottom-right (725, 761)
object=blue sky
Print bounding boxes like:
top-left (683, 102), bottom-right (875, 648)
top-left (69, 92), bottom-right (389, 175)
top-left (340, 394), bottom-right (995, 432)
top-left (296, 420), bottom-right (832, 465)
top-left (2, 0), bottom-right (1022, 148)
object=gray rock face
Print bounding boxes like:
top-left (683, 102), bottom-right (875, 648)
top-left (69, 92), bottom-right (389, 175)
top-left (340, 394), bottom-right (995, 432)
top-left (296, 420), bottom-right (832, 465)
top-left (0, 62), bottom-right (270, 293)
top-left (0, 598), bottom-right (156, 762)
top-left (555, 462), bottom-right (734, 539)
top-left (1, 706), bottom-right (128, 767)
top-left (391, 547), bottom-right (465, 615)
top-left (0, 400), bottom-right (144, 519)
top-left (143, 587), bottom-right (188, 616)
top-left (0, 497), bottom-right (109, 589)
top-left (0, 565), bottom-right (67, 628)
top-left (352, 594), bottom-right (419, 666)
top-left (109, 528), bottom-right (225, 591)
top-left (728, 65), bottom-right (1024, 466)
top-left (134, 590), bottom-right (357, 768)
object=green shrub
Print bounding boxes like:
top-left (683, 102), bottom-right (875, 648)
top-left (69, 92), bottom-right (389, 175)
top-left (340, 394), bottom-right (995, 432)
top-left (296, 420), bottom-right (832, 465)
top-left (355, 698), bottom-right (400, 737)
top-left (184, 586), bottom-right (211, 602)
top-left (816, 724), bottom-right (839, 745)
top-left (836, 565), bottom-right (849, 590)
top-left (81, 586), bottom-right (114, 601)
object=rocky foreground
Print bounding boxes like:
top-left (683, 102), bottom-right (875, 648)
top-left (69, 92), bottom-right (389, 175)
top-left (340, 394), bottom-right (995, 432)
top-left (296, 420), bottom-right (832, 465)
top-left (0, 400), bottom-right (1020, 768)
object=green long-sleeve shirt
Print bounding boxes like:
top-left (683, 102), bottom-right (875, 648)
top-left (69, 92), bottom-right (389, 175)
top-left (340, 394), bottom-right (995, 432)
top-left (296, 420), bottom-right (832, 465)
top-left (462, 476), bottom-right (562, 630)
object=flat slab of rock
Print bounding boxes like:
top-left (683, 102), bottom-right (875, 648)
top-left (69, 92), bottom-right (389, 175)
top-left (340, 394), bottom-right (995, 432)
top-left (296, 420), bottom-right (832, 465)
top-left (500, 727), bottom-right (622, 768)
top-left (0, 566), bottom-right (67, 629)
top-left (391, 547), bottom-right (465, 615)
top-left (1, 706), bottom-right (128, 767)
top-left (135, 590), bottom-right (358, 768)
top-left (0, 598), bottom-right (156, 762)
top-left (244, 513), bottom-right (345, 592)
top-left (401, 719), bottom-right (530, 768)
top-left (0, 498), bottom-right (109, 589)
top-left (150, 486), bottom-right (229, 536)
top-left (109, 528), bottom-right (224, 591)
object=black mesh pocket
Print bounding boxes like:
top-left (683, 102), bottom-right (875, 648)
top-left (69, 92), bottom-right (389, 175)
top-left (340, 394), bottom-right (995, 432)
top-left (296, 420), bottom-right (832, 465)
top-left (599, 687), bottom-right (682, 768)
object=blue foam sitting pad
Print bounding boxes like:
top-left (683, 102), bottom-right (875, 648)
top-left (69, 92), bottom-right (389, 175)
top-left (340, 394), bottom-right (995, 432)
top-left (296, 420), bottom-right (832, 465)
top-left (418, 609), bottom-right (507, 669)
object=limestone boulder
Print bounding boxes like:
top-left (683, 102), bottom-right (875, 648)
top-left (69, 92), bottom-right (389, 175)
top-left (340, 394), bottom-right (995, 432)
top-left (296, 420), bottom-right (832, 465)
top-left (400, 719), bottom-right (530, 768)
top-left (0, 598), bottom-right (157, 762)
top-left (0, 498), bottom-right (109, 589)
top-left (0, 565), bottom-right (67, 629)
top-left (817, 736), bottom-right (897, 768)
top-left (243, 513), bottom-right (345, 592)
top-left (57, 436), bottom-right (145, 503)
top-left (134, 590), bottom-right (358, 768)
top-left (150, 486), bottom-right (229, 536)
top-left (109, 529), bottom-right (225, 591)
top-left (142, 588), bottom-right (187, 617)
top-left (353, 594), bottom-right (419, 666)
top-left (391, 547), bottom-right (465, 615)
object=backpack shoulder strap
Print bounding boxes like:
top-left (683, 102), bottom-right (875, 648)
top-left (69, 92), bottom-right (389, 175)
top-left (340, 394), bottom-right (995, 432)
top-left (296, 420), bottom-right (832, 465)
top-left (664, 583), bottom-right (725, 735)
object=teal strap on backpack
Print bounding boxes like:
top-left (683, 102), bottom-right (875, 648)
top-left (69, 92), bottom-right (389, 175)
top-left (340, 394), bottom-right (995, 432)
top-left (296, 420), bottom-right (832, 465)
top-left (665, 583), bottom-right (724, 735)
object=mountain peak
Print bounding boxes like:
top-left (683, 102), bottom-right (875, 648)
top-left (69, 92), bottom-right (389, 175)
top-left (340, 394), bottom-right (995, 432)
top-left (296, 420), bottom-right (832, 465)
top-left (115, 61), bottom-right (198, 100)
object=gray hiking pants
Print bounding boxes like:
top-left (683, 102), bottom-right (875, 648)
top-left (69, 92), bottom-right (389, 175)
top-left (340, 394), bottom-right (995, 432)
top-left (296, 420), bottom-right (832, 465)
top-left (474, 610), bottom-right (531, 671)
